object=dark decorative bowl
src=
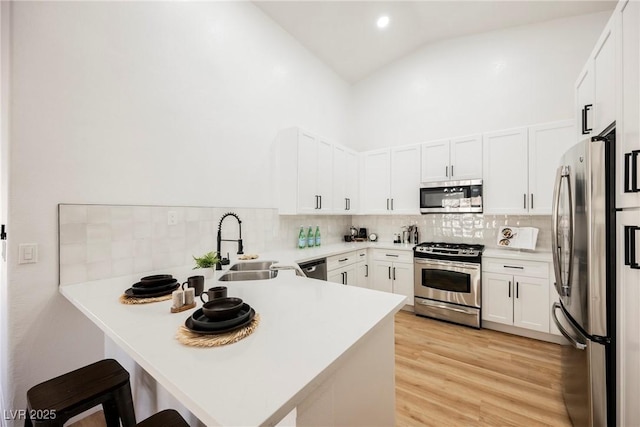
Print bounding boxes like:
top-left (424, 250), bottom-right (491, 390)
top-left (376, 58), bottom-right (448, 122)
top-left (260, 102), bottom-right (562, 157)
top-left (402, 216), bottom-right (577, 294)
top-left (202, 297), bottom-right (244, 320)
top-left (137, 274), bottom-right (174, 287)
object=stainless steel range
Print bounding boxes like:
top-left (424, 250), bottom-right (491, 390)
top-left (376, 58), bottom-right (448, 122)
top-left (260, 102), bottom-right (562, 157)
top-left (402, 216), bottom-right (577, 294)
top-left (413, 242), bottom-right (484, 328)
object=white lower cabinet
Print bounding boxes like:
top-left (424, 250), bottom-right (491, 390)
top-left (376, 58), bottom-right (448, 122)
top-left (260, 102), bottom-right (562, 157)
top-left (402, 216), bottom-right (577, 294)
top-left (354, 249), bottom-right (369, 288)
top-left (370, 250), bottom-right (413, 306)
top-left (482, 257), bottom-right (551, 333)
top-left (328, 264), bottom-right (356, 286)
top-left (327, 251), bottom-right (357, 286)
top-left (617, 209), bottom-right (640, 427)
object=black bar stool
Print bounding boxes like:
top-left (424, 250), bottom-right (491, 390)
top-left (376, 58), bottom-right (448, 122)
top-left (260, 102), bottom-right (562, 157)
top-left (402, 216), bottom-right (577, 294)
top-left (25, 359), bottom-right (136, 427)
top-left (136, 409), bottom-right (189, 427)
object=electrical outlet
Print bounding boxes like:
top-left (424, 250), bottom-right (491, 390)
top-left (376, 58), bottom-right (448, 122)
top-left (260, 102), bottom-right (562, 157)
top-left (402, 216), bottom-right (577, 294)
top-left (167, 211), bottom-right (178, 226)
top-left (18, 243), bottom-right (38, 264)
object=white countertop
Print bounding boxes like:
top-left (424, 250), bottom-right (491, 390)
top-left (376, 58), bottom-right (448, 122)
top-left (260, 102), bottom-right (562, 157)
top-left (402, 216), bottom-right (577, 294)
top-left (254, 241), bottom-right (414, 265)
top-left (60, 267), bottom-right (406, 426)
top-left (483, 248), bottom-right (553, 262)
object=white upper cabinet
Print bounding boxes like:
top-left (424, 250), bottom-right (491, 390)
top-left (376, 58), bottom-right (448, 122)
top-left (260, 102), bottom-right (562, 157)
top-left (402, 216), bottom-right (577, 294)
top-left (576, 18), bottom-right (616, 139)
top-left (450, 135), bottom-right (483, 181)
top-left (528, 121), bottom-right (575, 215)
top-left (483, 127), bottom-right (529, 214)
top-left (421, 136), bottom-right (482, 183)
top-left (421, 139), bottom-right (450, 182)
top-left (277, 127), bottom-right (334, 215)
top-left (483, 122), bottom-right (573, 215)
top-left (593, 24), bottom-right (616, 136)
top-left (576, 66), bottom-right (595, 140)
top-left (390, 145), bottom-right (421, 214)
top-left (345, 150), bottom-right (359, 213)
top-left (316, 138), bottom-right (334, 212)
top-left (361, 145), bottom-right (420, 215)
top-left (361, 149), bottom-right (391, 214)
top-left (617, 0), bottom-right (640, 208)
top-left (333, 145), bottom-right (359, 213)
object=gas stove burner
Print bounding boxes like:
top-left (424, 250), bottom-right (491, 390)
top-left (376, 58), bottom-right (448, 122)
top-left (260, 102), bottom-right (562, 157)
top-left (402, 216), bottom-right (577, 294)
top-left (414, 242), bottom-right (484, 258)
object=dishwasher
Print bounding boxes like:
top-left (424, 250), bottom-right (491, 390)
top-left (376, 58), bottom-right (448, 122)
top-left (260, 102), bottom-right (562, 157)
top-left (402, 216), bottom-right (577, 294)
top-left (298, 258), bottom-right (327, 281)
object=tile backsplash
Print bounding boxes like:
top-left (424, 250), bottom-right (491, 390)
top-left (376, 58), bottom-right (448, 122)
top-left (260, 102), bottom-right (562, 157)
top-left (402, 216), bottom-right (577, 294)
top-left (353, 214), bottom-right (552, 251)
top-left (58, 204), bottom-right (350, 285)
top-left (59, 204), bottom-right (552, 285)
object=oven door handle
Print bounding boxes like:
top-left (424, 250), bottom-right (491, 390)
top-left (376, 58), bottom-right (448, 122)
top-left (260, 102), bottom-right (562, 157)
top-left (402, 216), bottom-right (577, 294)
top-left (416, 299), bottom-right (476, 315)
top-left (414, 259), bottom-right (479, 269)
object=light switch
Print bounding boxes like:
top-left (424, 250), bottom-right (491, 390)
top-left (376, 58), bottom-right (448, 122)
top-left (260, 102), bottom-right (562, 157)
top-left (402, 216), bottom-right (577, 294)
top-left (18, 243), bottom-right (38, 264)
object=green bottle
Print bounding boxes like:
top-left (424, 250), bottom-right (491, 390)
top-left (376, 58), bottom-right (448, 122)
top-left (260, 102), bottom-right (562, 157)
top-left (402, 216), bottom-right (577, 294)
top-left (315, 225), bottom-right (321, 247)
top-left (298, 226), bottom-right (306, 249)
top-left (307, 225), bottom-right (315, 248)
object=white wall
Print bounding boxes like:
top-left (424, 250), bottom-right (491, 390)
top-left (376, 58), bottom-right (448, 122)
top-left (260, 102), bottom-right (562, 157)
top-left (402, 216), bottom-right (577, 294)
top-left (350, 12), bottom-right (610, 151)
top-left (0, 1), bottom-right (10, 423)
top-left (6, 1), bottom-right (350, 418)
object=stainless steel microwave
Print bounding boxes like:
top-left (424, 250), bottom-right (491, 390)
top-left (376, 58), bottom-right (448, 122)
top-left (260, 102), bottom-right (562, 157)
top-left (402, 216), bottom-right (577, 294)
top-left (420, 179), bottom-right (483, 214)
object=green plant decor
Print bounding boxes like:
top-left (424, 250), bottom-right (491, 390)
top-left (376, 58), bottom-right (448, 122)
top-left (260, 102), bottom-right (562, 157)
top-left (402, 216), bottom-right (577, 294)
top-left (192, 251), bottom-right (220, 269)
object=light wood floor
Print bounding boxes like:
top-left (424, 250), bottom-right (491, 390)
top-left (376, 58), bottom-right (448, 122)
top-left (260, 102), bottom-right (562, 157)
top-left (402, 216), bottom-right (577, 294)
top-left (395, 311), bottom-right (571, 427)
top-left (72, 311), bottom-right (571, 427)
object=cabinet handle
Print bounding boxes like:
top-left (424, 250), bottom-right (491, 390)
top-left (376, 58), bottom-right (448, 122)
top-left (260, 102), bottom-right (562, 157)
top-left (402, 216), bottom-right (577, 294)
top-left (344, 271), bottom-right (348, 285)
top-left (345, 198), bottom-right (348, 211)
top-left (523, 193), bottom-right (527, 209)
top-left (582, 104), bottom-right (593, 135)
top-left (451, 165), bottom-right (454, 177)
top-left (625, 151), bottom-right (640, 193)
top-left (359, 253), bottom-right (365, 257)
top-left (347, 198), bottom-right (351, 210)
top-left (530, 193), bottom-right (534, 210)
top-left (341, 272), bottom-right (345, 285)
top-left (516, 282), bottom-right (520, 298)
top-left (624, 226), bottom-right (640, 269)
top-left (365, 264), bottom-right (368, 277)
top-left (315, 195), bottom-right (319, 209)
top-left (386, 254), bottom-right (399, 257)
top-left (503, 265), bottom-right (524, 269)
top-left (391, 199), bottom-right (394, 210)
top-left (319, 195), bottom-right (322, 210)
top-left (388, 266), bottom-right (391, 280)
top-left (445, 166), bottom-right (448, 177)
top-left (338, 258), bottom-right (348, 262)
top-left (386, 198), bottom-right (389, 210)
top-left (508, 281), bottom-right (511, 298)
top-left (393, 267), bottom-right (396, 281)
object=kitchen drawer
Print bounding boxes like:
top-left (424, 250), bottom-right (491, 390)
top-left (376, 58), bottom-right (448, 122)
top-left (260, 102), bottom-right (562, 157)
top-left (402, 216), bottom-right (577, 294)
top-left (327, 251), bottom-right (357, 271)
top-left (356, 249), bottom-right (368, 263)
top-left (482, 257), bottom-right (549, 279)
top-left (372, 249), bottom-right (412, 264)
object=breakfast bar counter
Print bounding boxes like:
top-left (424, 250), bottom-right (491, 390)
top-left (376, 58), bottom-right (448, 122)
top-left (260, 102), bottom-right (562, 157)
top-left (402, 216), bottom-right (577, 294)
top-left (60, 268), bottom-right (405, 426)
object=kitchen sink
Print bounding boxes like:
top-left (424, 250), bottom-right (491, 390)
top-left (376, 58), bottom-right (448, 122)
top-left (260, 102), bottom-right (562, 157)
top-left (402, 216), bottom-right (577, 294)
top-left (218, 270), bottom-right (279, 281)
top-left (229, 261), bottom-right (278, 271)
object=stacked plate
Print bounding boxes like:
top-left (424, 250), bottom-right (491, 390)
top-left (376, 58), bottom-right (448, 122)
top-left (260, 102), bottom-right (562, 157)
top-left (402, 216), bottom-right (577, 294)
top-left (124, 274), bottom-right (179, 298)
top-left (185, 297), bottom-right (256, 335)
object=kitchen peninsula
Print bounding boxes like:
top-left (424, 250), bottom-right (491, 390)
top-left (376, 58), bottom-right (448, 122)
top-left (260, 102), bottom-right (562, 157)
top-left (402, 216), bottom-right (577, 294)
top-left (60, 267), bottom-right (406, 426)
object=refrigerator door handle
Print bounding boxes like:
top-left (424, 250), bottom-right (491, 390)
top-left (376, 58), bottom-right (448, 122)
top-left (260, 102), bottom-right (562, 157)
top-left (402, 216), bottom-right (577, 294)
top-left (552, 303), bottom-right (587, 350)
top-left (552, 165), bottom-right (573, 297)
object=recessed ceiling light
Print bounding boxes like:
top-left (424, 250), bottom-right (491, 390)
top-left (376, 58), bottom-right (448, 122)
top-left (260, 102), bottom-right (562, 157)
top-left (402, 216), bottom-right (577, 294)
top-left (376, 16), bottom-right (389, 29)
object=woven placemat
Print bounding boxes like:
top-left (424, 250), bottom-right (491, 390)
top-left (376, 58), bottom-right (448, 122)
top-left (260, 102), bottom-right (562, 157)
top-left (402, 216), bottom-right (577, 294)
top-left (176, 314), bottom-right (260, 347)
top-left (119, 294), bottom-right (173, 304)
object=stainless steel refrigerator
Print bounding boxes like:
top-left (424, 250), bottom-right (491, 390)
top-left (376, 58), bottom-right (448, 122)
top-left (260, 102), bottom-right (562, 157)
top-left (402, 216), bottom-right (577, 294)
top-left (551, 124), bottom-right (616, 427)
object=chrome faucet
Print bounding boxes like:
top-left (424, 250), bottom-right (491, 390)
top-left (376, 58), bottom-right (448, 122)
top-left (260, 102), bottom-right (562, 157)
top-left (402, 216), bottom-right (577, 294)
top-left (216, 212), bottom-right (244, 270)
top-left (269, 263), bottom-right (306, 277)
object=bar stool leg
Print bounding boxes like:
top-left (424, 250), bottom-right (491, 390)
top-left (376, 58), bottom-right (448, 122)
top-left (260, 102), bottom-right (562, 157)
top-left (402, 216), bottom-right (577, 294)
top-left (24, 409), bottom-right (33, 427)
top-left (113, 382), bottom-right (136, 427)
top-left (102, 399), bottom-right (121, 427)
